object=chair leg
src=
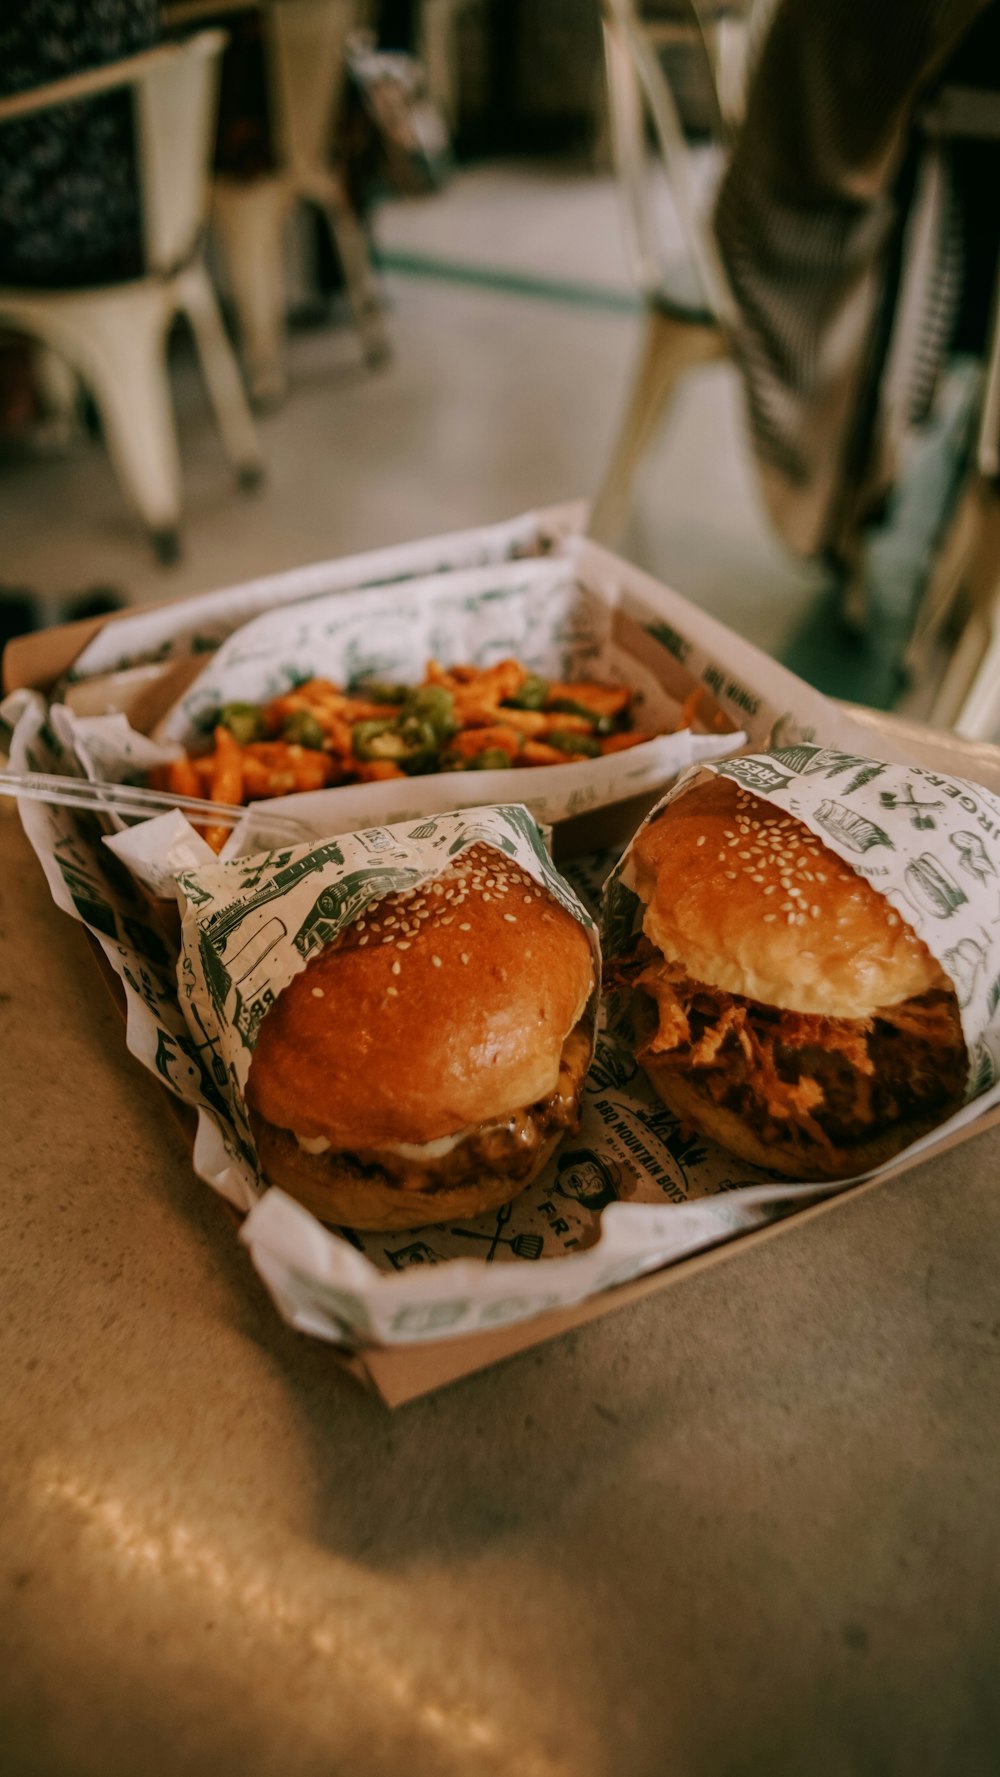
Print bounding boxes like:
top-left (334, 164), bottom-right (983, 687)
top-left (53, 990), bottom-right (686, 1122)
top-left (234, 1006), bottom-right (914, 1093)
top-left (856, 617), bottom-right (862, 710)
top-left (904, 473), bottom-right (980, 682)
top-left (212, 176), bottom-right (290, 408)
top-left (590, 307), bottom-right (726, 544)
top-left (318, 180), bottom-right (390, 367)
top-left (933, 604), bottom-right (1000, 738)
top-left (954, 627), bottom-right (1000, 739)
top-left (35, 286), bottom-right (184, 555)
top-left (174, 261), bottom-right (264, 486)
top-left (32, 344), bottom-right (82, 449)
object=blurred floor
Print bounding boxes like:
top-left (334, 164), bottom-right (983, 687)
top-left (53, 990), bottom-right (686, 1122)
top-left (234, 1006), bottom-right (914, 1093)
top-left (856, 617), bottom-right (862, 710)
top-left (0, 160), bottom-right (827, 673)
top-left (377, 159), bottom-right (638, 297)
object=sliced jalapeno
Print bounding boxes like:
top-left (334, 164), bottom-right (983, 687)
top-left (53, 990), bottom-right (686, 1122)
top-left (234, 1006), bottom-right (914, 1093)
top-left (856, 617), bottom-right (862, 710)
top-left (351, 719), bottom-right (408, 762)
top-left (218, 701), bottom-right (266, 745)
top-left (545, 697), bottom-right (592, 723)
top-left (503, 673), bottom-right (548, 711)
top-left (353, 679), bottom-right (407, 705)
top-left (353, 716), bottom-right (439, 773)
top-left (281, 710), bottom-right (326, 750)
top-left (398, 714), bottom-right (440, 750)
top-left (401, 685), bottom-right (457, 739)
top-left (546, 729), bottom-right (601, 758)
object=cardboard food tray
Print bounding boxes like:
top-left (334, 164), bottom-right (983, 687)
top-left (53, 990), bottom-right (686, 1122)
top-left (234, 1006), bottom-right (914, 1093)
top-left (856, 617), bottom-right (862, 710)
top-left (45, 929), bottom-right (1000, 1408)
top-left (7, 544), bottom-right (1000, 1407)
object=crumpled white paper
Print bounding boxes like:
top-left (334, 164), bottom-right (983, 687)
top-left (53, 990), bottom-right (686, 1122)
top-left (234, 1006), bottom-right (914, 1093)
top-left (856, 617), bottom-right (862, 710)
top-left (607, 746), bottom-right (1000, 1093)
top-left (104, 810), bottom-right (217, 899)
top-left (174, 804), bottom-right (600, 1203)
top-left (7, 524), bottom-right (1000, 1351)
top-left (56, 547), bottom-right (754, 893)
top-left (65, 501), bottom-right (586, 679)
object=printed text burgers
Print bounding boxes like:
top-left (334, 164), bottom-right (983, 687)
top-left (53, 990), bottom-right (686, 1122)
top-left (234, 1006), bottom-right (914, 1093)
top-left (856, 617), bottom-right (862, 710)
top-left (610, 776), bottom-right (966, 1178)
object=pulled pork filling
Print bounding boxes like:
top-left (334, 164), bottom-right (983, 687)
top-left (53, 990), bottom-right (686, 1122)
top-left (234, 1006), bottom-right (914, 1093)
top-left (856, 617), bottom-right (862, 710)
top-left (306, 1023), bottom-right (591, 1195)
top-left (610, 948), bottom-right (965, 1159)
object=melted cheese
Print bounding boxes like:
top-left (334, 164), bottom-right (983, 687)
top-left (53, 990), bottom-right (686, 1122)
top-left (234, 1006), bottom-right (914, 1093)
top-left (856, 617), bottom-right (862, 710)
top-left (295, 1132), bottom-right (333, 1156)
top-left (294, 1126), bottom-right (478, 1160)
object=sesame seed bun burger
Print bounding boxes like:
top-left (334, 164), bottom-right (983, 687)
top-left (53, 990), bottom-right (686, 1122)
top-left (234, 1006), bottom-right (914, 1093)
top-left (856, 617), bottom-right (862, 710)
top-left (609, 776), bottom-right (967, 1179)
top-left (246, 845), bottom-right (596, 1229)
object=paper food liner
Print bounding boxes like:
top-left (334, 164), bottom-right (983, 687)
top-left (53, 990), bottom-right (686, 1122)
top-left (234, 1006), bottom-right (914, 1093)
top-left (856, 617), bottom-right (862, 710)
top-left (146, 551), bottom-right (745, 837)
top-left (2, 688), bottom-right (823, 1350)
top-left (605, 746), bottom-right (1000, 1119)
top-left (174, 806), bottom-right (818, 1349)
top-left (150, 553), bottom-right (675, 749)
top-left (54, 551), bottom-right (752, 892)
top-left (8, 527), bottom-right (1000, 1352)
top-left (174, 804), bottom-right (601, 1196)
top-left (64, 502), bottom-right (586, 680)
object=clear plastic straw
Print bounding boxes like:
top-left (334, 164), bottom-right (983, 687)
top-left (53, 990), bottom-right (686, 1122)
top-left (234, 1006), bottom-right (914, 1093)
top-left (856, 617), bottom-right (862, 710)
top-left (0, 769), bottom-right (307, 839)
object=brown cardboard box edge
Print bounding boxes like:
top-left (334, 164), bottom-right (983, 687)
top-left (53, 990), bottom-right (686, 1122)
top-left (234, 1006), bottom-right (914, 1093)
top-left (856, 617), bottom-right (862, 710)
top-left (3, 582), bottom-right (223, 697)
top-left (82, 927), bottom-right (1000, 1406)
top-left (360, 1106), bottom-right (1000, 1404)
top-left (11, 605), bottom-right (1000, 1408)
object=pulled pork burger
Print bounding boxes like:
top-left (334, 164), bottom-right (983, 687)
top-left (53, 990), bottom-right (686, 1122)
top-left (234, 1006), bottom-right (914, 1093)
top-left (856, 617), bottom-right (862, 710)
top-left (246, 845), bottom-right (595, 1228)
top-left (612, 776), bottom-right (967, 1178)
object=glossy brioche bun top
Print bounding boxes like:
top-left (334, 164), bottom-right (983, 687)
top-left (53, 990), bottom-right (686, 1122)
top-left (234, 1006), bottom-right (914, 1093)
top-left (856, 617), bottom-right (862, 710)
top-left (631, 775), bottom-right (946, 1019)
top-left (246, 844), bottom-right (595, 1152)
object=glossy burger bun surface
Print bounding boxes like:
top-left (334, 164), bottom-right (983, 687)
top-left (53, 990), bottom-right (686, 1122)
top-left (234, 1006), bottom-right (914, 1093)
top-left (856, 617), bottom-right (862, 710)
top-left (246, 844), bottom-right (595, 1229)
top-left (626, 774), bottom-right (966, 1180)
top-left (631, 774), bottom-right (944, 1019)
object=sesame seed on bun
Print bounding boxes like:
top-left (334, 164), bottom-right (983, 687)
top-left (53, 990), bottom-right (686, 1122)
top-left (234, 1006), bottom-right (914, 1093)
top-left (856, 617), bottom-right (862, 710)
top-left (614, 776), bottom-right (966, 1179)
top-left (631, 775), bottom-right (943, 1020)
top-left (246, 845), bottom-right (596, 1229)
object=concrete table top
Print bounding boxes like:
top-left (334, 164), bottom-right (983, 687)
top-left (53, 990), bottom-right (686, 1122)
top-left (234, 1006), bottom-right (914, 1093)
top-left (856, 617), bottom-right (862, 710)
top-left (2, 814), bottom-right (999, 1777)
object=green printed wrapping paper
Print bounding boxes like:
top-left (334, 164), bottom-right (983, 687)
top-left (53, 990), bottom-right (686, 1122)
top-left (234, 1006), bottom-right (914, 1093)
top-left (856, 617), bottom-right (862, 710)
top-left (52, 553), bottom-right (746, 871)
top-left (13, 692), bottom-right (990, 1351)
top-left (152, 555), bottom-right (661, 748)
top-left (65, 502), bottom-right (584, 678)
top-left (172, 806), bottom-right (835, 1349)
top-left (2, 692), bottom-right (231, 1158)
top-left (604, 747), bottom-right (1000, 1153)
top-left (12, 518), bottom-right (1000, 1350)
top-left (174, 804), bottom-right (601, 1194)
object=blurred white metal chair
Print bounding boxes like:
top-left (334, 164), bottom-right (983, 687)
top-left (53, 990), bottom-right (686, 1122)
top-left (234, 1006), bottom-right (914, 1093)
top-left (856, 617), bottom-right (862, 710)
top-left (0, 30), bottom-right (262, 562)
top-left (590, 0), bottom-right (742, 544)
top-left (207, 0), bottom-right (389, 407)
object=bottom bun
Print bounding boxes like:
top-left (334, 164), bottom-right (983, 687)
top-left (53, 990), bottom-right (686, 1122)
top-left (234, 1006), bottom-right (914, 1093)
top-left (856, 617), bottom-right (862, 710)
top-left (251, 1017), bottom-right (593, 1230)
top-left (645, 1067), bottom-right (961, 1181)
top-left (250, 1114), bottom-right (570, 1231)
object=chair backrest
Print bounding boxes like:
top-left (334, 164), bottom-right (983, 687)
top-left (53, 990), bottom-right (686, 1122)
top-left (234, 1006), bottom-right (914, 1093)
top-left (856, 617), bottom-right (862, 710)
top-left (134, 31), bottom-right (227, 271)
top-left (263, 0), bottom-right (363, 185)
top-left (0, 31), bottom-right (227, 277)
top-left (601, 0), bottom-right (737, 325)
